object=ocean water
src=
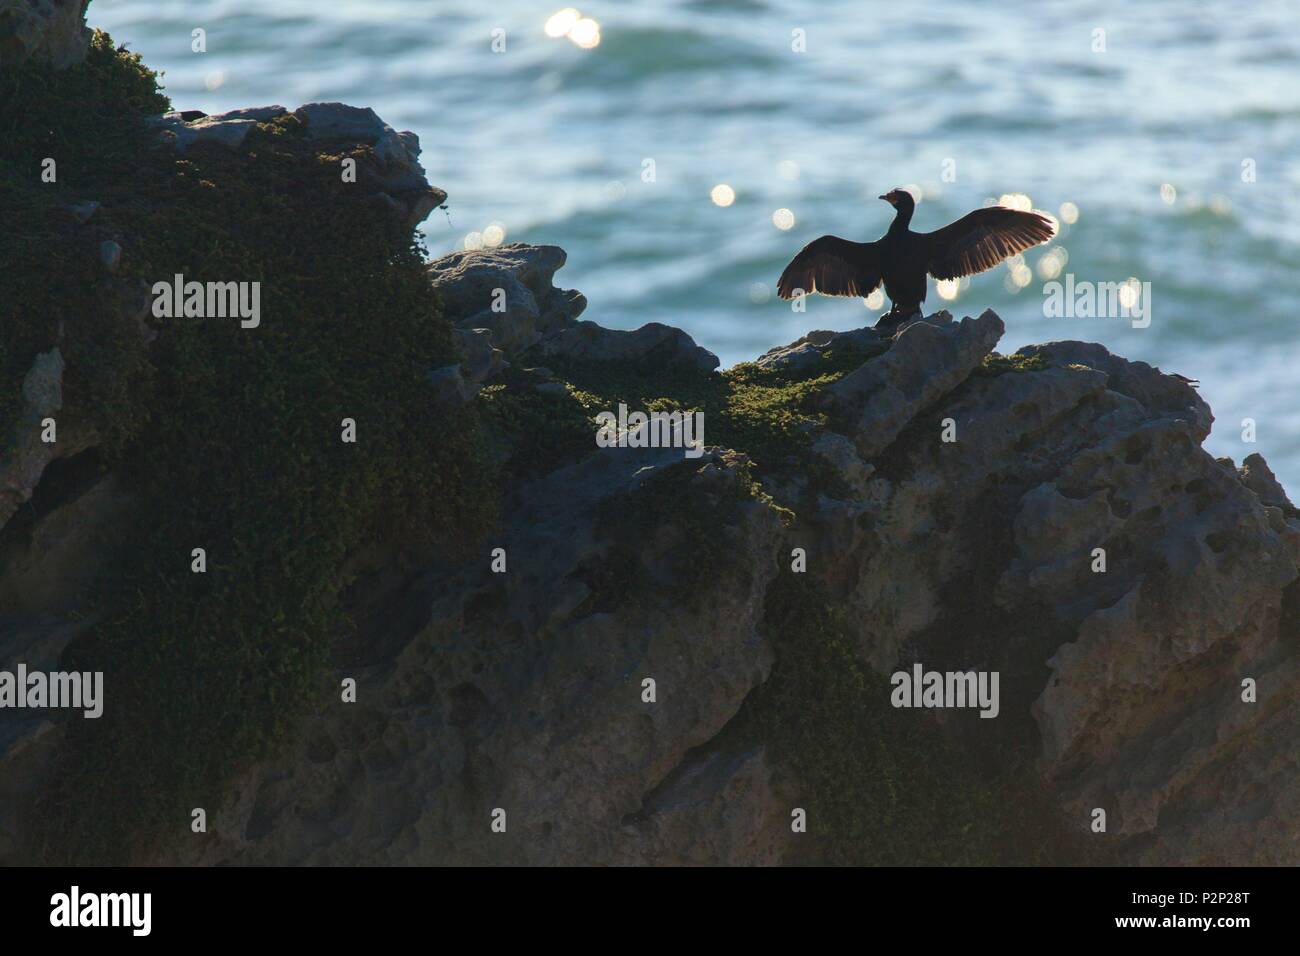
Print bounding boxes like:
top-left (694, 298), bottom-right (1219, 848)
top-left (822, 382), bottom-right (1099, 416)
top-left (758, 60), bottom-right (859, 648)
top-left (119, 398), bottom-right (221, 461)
top-left (92, 0), bottom-right (1300, 489)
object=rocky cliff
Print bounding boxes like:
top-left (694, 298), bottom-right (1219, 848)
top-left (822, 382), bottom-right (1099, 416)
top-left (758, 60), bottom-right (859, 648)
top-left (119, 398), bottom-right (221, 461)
top-left (2, 11), bottom-right (1297, 866)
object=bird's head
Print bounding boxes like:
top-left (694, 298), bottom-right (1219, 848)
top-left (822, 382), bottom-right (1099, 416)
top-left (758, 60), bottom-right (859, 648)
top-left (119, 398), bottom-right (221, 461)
top-left (878, 188), bottom-right (915, 211)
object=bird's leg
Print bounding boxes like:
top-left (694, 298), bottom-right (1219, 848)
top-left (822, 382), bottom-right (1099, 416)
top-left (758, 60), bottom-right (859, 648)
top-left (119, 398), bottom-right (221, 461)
top-left (875, 302), bottom-right (905, 330)
top-left (876, 302), bottom-right (922, 330)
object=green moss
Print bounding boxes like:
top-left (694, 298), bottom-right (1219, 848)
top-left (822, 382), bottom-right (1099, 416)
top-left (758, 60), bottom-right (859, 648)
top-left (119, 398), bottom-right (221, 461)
top-left (518, 340), bottom-right (875, 490)
top-left (583, 450), bottom-right (787, 612)
top-left (0, 32), bottom-right (170, 446)
top-left (485, 344), bottom-right (862, 610)
top-left (480, 343), bottom-right (873, 616)
top-left (3, 33), bottom-right (496, 862)
top-left (976, 350), bottom-right (1050, 377)
top-left (740, 573), bottom-right (1096, 865)
top-left (477, 368), bottom-right (601, 479)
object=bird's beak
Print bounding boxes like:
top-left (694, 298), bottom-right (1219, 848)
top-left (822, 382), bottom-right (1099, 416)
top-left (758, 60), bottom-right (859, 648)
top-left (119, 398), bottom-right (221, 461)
top-left (879, 194), bottom-right (894, 204)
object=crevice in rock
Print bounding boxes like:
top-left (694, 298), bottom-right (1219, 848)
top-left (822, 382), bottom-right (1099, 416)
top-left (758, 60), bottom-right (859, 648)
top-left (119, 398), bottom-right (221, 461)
top-left (1280, 578), bottom-right (1300, 642)
top-left (335, 564), bottom-right (437, 670)
top-left (0, 447), bottom-right (105, 553)
top-left (620, 693), bottom-right (759, 827)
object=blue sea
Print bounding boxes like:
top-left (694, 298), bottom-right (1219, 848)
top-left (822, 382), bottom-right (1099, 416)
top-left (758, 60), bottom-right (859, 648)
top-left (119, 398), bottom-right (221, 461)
top-left (92, 0), bottom-right (1300, 490)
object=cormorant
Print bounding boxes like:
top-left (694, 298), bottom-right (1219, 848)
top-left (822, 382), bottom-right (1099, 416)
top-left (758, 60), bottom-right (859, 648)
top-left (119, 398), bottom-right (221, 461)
top-left (777, 188), bottom-right (1056, 325)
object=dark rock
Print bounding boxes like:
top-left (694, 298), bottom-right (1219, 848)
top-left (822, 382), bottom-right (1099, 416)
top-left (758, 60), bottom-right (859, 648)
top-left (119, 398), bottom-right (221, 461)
top-left (453, 327), bottom-right (506, 386)
top-left (1239, 452), bottom-right (1296, 512)
top-left (534, 320), bottom-right (720, 373)
top-left (148, 101), bottom-right (443, 229)
top-left (148, 111), bottom-right (260, 152)
top-left (428, 244), bottom-right (587, 354)
top-left (5, 179), bottom-right (1298, 867)
top-left (2, 349), bottom-right (97, 528)
top-left (427, 364), bottom-right (475, 408)
top-left (0, 0), bottom-right (91, 68)
top-left (756, 325), bottom-right (888, 372)
top-left (294, 102), bottom-right (391, 142)
top-left (1017, 340), bottom-right (1213, 441)
top-left (152, 445), bottom-right (782, 865)
top-left (825, 309), bottom-right (1003, 460)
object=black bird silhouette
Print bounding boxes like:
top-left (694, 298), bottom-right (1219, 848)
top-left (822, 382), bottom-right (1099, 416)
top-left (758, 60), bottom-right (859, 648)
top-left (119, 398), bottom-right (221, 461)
top-left (777, 188), bottom-right (1056, 325)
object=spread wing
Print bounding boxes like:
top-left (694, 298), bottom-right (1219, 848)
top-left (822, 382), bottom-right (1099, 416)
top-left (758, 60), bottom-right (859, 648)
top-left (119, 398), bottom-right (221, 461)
top-left (777, 235), bottom-right (882, 299)
top-left (923, 207), bottom-right (1056, 280)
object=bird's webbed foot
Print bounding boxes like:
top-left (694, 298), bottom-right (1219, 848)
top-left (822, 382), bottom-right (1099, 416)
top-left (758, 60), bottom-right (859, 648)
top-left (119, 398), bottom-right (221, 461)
top-left (873, 304), bottom-right (921, 332)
